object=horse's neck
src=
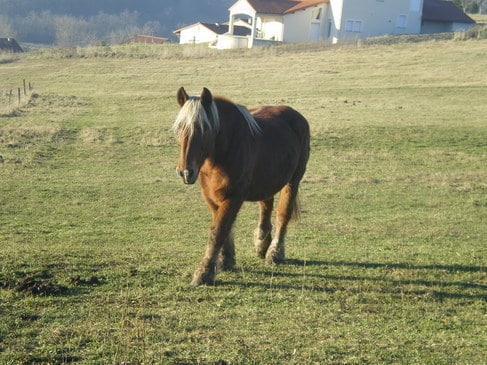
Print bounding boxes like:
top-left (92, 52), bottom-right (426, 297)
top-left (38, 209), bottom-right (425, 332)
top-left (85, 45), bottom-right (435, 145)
top-left (213, 99), bottom-right (254, 160)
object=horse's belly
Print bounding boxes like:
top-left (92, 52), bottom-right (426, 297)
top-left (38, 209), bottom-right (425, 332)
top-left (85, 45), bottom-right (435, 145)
top-left (245, 160), bottom-right (299, 201)
top-left (246, 188), bottom-right (283, 202)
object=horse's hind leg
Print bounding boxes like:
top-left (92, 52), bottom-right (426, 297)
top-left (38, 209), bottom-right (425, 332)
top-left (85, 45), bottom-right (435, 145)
top-left (265, 183), bottom-right (298, 265)
top-left (254, 198), bottom-right (274, 259)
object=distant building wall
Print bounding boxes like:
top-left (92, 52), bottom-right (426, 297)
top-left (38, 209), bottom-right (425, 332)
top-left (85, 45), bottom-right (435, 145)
top-left (331, 0), bottom-right (423, 42)
top-left (283, 5), bottom-right (327, 42)
top-left (421, 21), bottom-right (474, 34)
top-left (179, 25), bottom-right (218, 44)
top-left (257, 15), bottom-right (284, 41)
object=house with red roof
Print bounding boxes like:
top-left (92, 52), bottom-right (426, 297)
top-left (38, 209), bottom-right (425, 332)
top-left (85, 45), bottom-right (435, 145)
top-left (176, 0), bottom-right (475, 49)
top-left (219, 0), bottom-right (431, 47)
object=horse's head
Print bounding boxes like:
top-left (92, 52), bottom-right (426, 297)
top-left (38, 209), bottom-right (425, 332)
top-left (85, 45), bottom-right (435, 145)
top-left (173, 87), bottom-right (220, 184)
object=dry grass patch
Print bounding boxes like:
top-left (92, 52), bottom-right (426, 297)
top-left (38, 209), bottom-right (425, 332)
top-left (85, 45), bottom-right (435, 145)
top-left (0, 125), bottom-right (60, 147)
top-left (79, 127), bottom-right (119, 145)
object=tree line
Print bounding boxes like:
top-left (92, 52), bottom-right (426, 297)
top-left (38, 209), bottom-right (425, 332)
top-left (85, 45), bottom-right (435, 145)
top-left (453, 0), bottom-right (486, 13)
top-left (0, 0), bottom-right (232, 46)
top-left (0, 11), bottom-right (165, 46)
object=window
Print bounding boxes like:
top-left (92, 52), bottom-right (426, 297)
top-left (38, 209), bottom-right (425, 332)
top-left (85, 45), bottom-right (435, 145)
top-left (396, 15), bottom-right (407, 28)
top-left (353, 21), bottom-right (362, 32)
top-left (346, 20), bottom-right (362, 33)
top-left (312, 8), bottom-right (322, 21)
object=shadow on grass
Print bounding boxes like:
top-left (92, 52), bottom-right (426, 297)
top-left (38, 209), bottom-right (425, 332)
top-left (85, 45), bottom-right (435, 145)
top-left (222, 259), bottom-right (486, 301)
top-left (286, 259), bottom-right (485, 273)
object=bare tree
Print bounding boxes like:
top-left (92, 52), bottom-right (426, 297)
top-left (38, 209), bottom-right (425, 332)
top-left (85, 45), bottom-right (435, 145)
top-left (457, 0), bottom-right (471, 11)
top-left (455, 0), bottom-right (486, 13)
top-left (0, 14), bottom-right (16, 38)
top-left (55, 16), bottom-right (96, 47)
top-left (15, 11), bottom-right (56, 44)
top-left (476, 0), bottom-right (486, 13)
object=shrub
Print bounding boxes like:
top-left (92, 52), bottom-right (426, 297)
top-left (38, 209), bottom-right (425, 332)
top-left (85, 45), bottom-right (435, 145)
top-left (454, 24), bottom-right (487, 40)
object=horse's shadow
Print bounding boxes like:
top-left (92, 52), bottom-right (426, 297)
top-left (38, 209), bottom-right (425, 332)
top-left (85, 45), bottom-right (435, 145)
top-left (286, 258), bottom-right (485, 273)
top-left (220, 259), bottom-right (486, 301)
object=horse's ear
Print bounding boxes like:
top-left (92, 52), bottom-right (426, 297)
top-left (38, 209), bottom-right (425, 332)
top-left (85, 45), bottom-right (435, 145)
top-left (200, 87), bottom-right (213, 109)
top-left (177, 87), bottom-right (189, 107)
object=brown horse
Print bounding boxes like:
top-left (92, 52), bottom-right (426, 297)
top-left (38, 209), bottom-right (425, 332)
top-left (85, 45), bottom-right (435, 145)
top-left (173, 87), bottom-right (310, 286)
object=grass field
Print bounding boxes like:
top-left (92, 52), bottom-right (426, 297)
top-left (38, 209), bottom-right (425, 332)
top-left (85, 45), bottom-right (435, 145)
top-left (1, 39), bottom-right (486, 364)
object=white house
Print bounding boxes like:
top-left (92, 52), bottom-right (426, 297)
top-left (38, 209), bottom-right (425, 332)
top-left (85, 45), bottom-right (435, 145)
top-left (327, 0), bottom-right (425, 42)
top-left (173, 21), bottom-right (251, 45)
top-left (219, 0), bottom-right (331, 48)
top-left (214, 0), bottom-right (474, 48)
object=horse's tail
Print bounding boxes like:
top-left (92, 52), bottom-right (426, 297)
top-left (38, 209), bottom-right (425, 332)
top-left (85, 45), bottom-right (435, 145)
top-left (291, 191), bottom-right (301, 222)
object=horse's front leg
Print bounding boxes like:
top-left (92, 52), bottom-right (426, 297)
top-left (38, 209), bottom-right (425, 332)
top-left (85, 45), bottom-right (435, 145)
top-left (254, 198), bottom-right (274, 259)
top-left (191, 198), bottom-right (243, 286)
top-left (218, 231), bottom-right (236, 272)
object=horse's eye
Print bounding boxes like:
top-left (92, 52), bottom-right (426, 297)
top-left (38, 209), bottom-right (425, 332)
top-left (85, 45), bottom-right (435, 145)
top-left (195, 124), bottom-right (204, 135)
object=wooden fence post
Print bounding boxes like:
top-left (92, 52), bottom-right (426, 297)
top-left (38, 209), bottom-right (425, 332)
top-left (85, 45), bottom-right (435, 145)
top-left (2, 82), bottom-right (31, 109)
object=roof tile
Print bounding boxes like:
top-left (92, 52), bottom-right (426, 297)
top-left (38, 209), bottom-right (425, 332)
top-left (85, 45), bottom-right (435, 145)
top-left (247, 0), bottom-right (327, 15)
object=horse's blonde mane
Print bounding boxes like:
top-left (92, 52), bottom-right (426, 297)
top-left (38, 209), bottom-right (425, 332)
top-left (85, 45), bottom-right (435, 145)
top-left (173, 96), bottom-right (261, 139)
top-left (173, 97), bottom-right (220, 140)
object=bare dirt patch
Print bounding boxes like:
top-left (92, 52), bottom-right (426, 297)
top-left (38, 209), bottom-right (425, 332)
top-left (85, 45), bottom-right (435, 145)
top-left (1, 272), bottom-right (101, 296)
top-left (1, 274), bottom-right (68, 296)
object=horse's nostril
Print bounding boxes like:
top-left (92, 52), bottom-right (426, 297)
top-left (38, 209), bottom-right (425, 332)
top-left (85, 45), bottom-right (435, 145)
top-left (177, 168), bottom-right (195, 183)
top-left (183, 169), bottom-right (193, 180)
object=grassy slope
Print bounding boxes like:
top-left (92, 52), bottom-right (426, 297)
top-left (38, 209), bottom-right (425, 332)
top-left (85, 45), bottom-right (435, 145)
top-left (0, 40), bottom-right (486, 364)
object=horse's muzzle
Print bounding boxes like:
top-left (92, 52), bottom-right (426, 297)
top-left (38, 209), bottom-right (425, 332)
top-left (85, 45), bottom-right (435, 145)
top-left (176, 168), bottom-right (197, 184)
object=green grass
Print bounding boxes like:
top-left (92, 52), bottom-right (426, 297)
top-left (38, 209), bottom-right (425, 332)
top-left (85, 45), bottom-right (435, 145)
top-left (1, 40), bottom-right (486, 364)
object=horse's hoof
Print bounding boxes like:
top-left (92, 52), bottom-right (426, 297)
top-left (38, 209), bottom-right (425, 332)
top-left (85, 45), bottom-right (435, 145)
top-left (255, 246), bottom-right (267, 259)
top-left (265, 246), bottom-right (285, 265)
top-left (255, 239), bottom-right (272, 259)
top-left (217, 259), bottom-right (236, 272)
top-left (254, 228), bottom-right (272, 259)
top-left (191, 268), bottom-right (215, 286)
top-left (190, 276), bottom-right (214, 286)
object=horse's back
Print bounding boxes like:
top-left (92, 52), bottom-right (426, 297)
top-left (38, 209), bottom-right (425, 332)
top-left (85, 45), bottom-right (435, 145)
top-left (244, 105), bottom-right (310, 200)
top-left (251, 105), bottom-right (310, 157)
top-left (251, 105), bottom-right (310, 142)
